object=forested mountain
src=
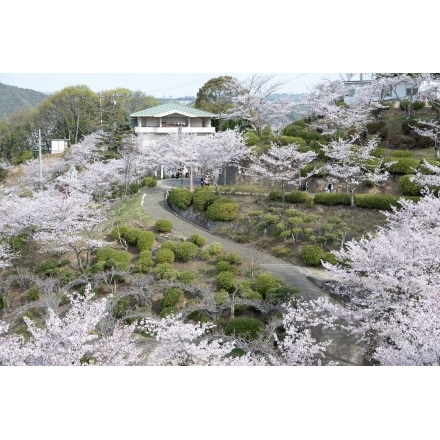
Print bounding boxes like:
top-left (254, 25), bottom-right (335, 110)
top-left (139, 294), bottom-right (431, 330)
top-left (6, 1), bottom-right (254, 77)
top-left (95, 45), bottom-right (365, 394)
top-left (0, 82), bottom-right (48, 119)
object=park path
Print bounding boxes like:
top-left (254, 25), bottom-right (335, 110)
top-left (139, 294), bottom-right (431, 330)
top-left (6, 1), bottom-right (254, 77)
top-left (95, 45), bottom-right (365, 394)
top-left (141, 180), bottom-right (365, 366)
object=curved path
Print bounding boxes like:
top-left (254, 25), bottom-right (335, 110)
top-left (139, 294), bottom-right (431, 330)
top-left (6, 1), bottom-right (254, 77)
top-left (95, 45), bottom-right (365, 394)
top-left (141, 179), bottom-right (365, 366)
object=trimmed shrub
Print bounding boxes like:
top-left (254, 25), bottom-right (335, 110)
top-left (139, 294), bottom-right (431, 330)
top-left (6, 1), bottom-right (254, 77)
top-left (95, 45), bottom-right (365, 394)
top-left (265, 286), bottom-right (299, 304)
top-left (136, 231), bottom-right (155, 251)
top-left (238, 282), bottom-right (262, 300)
top-left (153, 263), bottom-right (176, 280)
top-left (383, 157), bottom-right (420, 174)
top-left (354, 194), bottom-right (407, 210)
top-left (193, 188), bottom-right (218, 211)
top-left (206, 199), bottom-right (240, 221)
top-left (220, 252), bottom-right (243, 265)
top-left (216, 271), bottom-right (236, 292)
top-left (123, 228), bottom-right (142, 245)
top-left (268, 189), bottom-right (282, 201)
top-left (174, 242), bottom-right (199, 262)
top-left (299, 245), bottom-right (325, 266)
top-left (190, 234), bottom-right (207, 247)
top-left (391, 150), bottom-right (415, 158)
top-left (214, 290), bottom-right (230, 306)
top-left (413, 100), bottom-right (425, 110)
top-left (208, 242), bottom-right (224, 255)
top-left (176, 271), bottom-right (196, 285)
top-left (371, 148), bottom-right (387, 158)
top-left (156, 248), bottom-right (175, 264)
top-left (155, 219), bottom-right (173, 233)
top-left (134, 256), bottom-right (154, 273)
top-left (254, 273), bottom-right (280, 296)
top-left (129, 183), bottom-right (139, 194)
top-left (160, 240), bottom-right (178, 252)
top-left (143, 176), bottom-right (157, 187)
top-left (109, 225), bottom-right (130, 241)
top-left (225, 317), bottom-right (264, 340)
top-left (285, 190), bottom-right (310, 204)
top-left (96, 247), bottom-right (131, 271)
top-left (399, 174), bottom-right (423, 196)
top-left (162, 287), bottom-right (184, 308)
top-left (313, 192), bottom-right (351, 206)
top-left (216, 260), bottom-right (238, 275)
top-left (168, 187), bottom-right (193, 210)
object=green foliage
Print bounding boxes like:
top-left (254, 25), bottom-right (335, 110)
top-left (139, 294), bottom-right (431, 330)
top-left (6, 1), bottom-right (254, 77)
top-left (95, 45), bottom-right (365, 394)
top-left (216, 260), bottom-right (238, 275)
top-left (0, 295), bottom-right (5, 310)
top-left (399, 174), bottom-right (423, 196)
top-left (299, 245), bottom-right (325, 266)
top-left (216, 271), bottom-right (236, 292)
top-left (136, 231), bottom-right (155, 251)
top-left (161, 287), bottom-right (184, 308)
top-left (142, 176), bottom-right (157, 187)
top-left (371, 147), bottom-right (387, 158)
top-left (156, 248), bottom-right (175, 264)
top-left (244, 130), bottom-right (260, 146)
top-left (168, 187), bottom-right (193, 210)
top-left (153, 262), bottom-right (176, 280)
top-left (26, 287), bottom-right (40, 301)
top-left (313, 192), bottom-right (351, 206)
top-left (208, 242), bottom-right (224, 255)
top-left (265, 286), bottom-right (299, 304)
top-left (174, 242), bottom-right (199, 262)
top-left (38, 258), bottom-right (72, 278)
top-left (206, 198), bottom-right (240, 221)
top-left (254, 273), bottom-right (280, 296)
top-left (220, 252), bottom-right (243, 265)
top-left (390, 150), bottom-right (415, 158)
top-left (268, 189), bottom-right (282, 201)
top-left (123, 228), bottom-right (142, 245)
top-left (134, 256), bottom-right (154, 273)
top-left (285, 191), bottom-right (310, 204)
top-left (159, 306), bottom-right (177, 318)
top-left (225, 317), bottom-right (264, 340)
top-left (383, 157), bottom-right (420, 174)
top-left (112, 298), bottom-right (129, 319)
top-left (214, 289), bottom-right (230, 306)
top-left (238, 281), bottom-right (262, 300)
top-left (96, 247), bottom-right (131, 271)
top-left (323, 252), bottom-right (338, 265)
top-left (109, 225), bottom-right (130, 241)
top-left (155, 219), bottom-right (173, 233)
top-left (193, 187), bottom-right (218, 211)
top-left (129, 183), bottom-right (139, 194)
top-left (176, 270), bottom-right (196, 285)
top-left (190, 233), bottom-right (207, 247)
top-left (354, 194), bottom-right (409, 210)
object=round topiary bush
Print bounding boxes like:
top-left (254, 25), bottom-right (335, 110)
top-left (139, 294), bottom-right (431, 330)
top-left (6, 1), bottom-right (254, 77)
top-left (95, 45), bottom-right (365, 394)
top-left (155, 219), bottom-right (173, 233)
top-left (254, 273), bottom-right (280, 296)
top-left (190, 234), bottom-right (207, 247)
top-left (143, 176), bottom-right (157, 187)
top-left (168, 188), bottom-right (193, 210)
top-left (123, 228), bottom-right (142, 245)
top-left (156, 248), bottom-right (175, 264)
top-left (216, 271), bottom-right (236, 292)
top-left (225, 317), bottom-right (264, 340)
top-left (206, 199), bottom-right (240, 221)
top-left (399, 174), bottom-right (423, 196)
top-left (299, 245), bottom-right (325, 266)
top-left (136, 231), bottom-right (155, 251)
top-left (193, 188), bottom-right (218, 211)
top-left (174, 241), bottom-right (199, 262)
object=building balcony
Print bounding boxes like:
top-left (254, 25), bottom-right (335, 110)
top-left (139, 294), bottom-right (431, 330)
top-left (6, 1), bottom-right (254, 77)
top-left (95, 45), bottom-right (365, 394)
top-left (134, 126), bottom-right (216, 135)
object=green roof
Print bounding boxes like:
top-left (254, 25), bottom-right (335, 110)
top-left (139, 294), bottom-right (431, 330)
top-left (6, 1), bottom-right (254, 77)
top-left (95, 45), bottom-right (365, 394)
top-left (130, 102), bottom-right (217, 118)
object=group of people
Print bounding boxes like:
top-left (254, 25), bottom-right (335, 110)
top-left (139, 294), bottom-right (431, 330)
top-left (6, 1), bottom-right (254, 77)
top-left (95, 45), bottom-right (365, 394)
top-left (200, 175), bottom-right (210, 187)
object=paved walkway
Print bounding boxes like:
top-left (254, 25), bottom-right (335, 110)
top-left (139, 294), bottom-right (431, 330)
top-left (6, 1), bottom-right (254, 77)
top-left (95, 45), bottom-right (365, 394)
top-left (141, 180), bottom-right (365, 366)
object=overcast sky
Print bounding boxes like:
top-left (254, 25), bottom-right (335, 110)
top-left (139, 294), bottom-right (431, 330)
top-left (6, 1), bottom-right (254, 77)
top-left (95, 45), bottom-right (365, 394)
top-left (0, 72), bottom-right (345, 97)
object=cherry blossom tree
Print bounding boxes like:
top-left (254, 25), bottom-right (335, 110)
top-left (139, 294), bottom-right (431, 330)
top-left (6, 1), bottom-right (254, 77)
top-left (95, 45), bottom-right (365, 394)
top-left (321, 135), bottom-right (388, 206)
top-left (196, 129), bottom-right (250, 189)
top-left (225, 74), bottom-right (295, 136)
top-left (0, 284), bottom-right (141, 366)
top-left (411, 119), bottom-right (440, 159)
top-left (322, 194), bottom-right (440, 365)
top-left (154, 132), bottom-right (199, 186)
top-left (248, 142), bottom-right (317, 208)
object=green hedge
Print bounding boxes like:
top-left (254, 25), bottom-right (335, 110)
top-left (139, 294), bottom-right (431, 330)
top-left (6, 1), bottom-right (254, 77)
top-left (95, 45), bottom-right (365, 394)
top-left (168, 187), bottom-right (193, 210)
top-left (136, 231), bottom-right (155, 251)
top-left (193, 187), bottom-right (218, 211)
top-left (383, 157), bottom-right (420, 174)
top-left (354, 194), bottom-right (419, 210)
top-left (225, 318), bottom-right (264, 340)
top-left (285, 190), bottom-right (310, 203)
top-left (313, 192), bottom-right (351, 206)
top-left (206, 198), bottom-right (240, 221)
top-left (399, 174), bottom-right (423, 196)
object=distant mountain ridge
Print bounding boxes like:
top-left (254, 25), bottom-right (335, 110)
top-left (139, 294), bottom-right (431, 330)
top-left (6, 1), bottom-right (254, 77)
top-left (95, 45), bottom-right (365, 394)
top-left (0, 82), bottom-right (48, 119)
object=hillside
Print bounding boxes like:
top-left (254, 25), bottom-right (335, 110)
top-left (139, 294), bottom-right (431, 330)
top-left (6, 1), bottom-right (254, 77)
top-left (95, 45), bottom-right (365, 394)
top-left (0, 82), bottom-right (48, 119)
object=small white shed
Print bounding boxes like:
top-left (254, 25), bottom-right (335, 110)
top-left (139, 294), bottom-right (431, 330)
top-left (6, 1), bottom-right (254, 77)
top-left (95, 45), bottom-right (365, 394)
top-left (51, 139), bottom-right (69, 154)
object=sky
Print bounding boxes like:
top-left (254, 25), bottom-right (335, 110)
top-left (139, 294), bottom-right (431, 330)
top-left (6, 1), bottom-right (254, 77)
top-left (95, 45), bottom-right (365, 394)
top-left (0, 72), bottom-right (344, 97)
